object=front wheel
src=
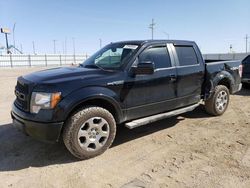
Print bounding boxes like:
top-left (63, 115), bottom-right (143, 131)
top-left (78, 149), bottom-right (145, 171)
top-left (205, 85), bottom-right (230, 116)
top-left (63, 106), bottom-right (116, 159)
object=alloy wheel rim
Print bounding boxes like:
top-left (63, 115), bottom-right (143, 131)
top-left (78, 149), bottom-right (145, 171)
top-left (78, 117), bottom-right (110, 151)
top-left (215, 90), bottom-right (228, 112)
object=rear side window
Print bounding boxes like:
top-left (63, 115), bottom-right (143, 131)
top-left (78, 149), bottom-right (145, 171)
top-left (175, 46), bottom-right (198, 66)
top-left (139, 46), bottom-right (171, 69)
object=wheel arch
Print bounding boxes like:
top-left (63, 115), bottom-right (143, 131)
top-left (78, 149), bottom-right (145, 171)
top-left (68, 96), bottom-right (123, 124)
top-left (204, 71), bottom-right (234, 99)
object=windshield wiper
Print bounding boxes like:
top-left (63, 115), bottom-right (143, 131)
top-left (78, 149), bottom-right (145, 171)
top-left (83, 63), bottom-right (108, 71)
top-left (84, 64), bottom-right (99, 69)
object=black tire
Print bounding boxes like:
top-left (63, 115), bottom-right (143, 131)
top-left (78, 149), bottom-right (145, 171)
top-left (205, 85), bottom-right (230, 116)
top-left (63, 106), bottom-right (116, 159)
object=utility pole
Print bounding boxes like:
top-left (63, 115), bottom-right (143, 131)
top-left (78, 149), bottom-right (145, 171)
top-left (65, 37), bottom-right (67, 54)
top-left (20, 44), bottom-right (23, 53)
top-left (229, 44), bottom-right (233, 53)
top-left (53, 39), bottom-right (57, 54)
top-left (149, 19), bottom-right (156, 40)
top-left (99, 38), bottom-right (102, 48)
top-left (163, 31), bottom-right (170, 39)
top-left (13, 23), bottom-right (16, 54)
top-left (5, 33), bottom-right (10, 54)
top-left (72, 37), bottom-right (75, 55)
top-left (32, 41), bottom-right (36, 54)
top-left (62, 41), bottom-right (65, 54)
top-left (245, 34), bottom-right (249, 53)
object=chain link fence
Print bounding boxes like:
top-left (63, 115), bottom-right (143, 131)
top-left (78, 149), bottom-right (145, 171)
top-left (0, 54), bottom-right (89, 67)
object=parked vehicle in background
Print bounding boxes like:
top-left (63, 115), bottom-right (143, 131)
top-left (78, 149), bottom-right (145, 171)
top-left (11, 40), bottom-right (242, 159)
top-left (241, 55), bottom-right (250, 87)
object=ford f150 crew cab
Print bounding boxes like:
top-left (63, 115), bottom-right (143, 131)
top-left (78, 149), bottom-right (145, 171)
top-left (12, 40), bottom-right (242, 159)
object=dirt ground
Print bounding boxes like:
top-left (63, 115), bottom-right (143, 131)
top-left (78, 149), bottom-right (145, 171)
top-left (0, 67), bottom-right (250, 188)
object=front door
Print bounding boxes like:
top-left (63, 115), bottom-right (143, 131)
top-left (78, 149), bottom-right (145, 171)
top-left (122, 44), bottom-right (178, 120)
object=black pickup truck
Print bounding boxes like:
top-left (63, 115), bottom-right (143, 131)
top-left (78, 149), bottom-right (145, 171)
top-left (12, 40), bottom-right (242, 159)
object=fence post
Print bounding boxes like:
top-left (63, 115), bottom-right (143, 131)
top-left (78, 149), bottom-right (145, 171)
top-left (59, 55), bottom-right (62, 66)
top-left (45, 54), bottom-right (47, 66)
top-left (28, 55), bottom-right (31, 67)
top-left (9, 54), bottom-right (13, 68)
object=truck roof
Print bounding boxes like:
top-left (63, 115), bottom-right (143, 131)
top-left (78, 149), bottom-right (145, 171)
top-left (112, 40), bottom-right (196, 46)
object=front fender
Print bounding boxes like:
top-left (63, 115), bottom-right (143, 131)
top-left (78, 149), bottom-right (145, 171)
top-left (54, 86), bottom-right (123, 122)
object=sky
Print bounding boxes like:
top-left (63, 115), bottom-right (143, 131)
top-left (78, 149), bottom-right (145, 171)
top-left (0, 0), bottom-right (250, 55)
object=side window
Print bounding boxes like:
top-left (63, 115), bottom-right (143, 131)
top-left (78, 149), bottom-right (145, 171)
top-left (139, 46), bottom-right (171, 69)
top-left (175, 46), bottom-right (198, 66)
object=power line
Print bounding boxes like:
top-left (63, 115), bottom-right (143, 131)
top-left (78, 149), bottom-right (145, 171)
top-left (149, 19), bottom-right (156, 40)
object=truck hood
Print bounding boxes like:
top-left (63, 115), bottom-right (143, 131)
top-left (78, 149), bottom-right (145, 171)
top-left (23, 66), bottom-right (107, 84)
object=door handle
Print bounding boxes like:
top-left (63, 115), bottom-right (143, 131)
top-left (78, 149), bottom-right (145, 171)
top-left (169, 74), bottom-right (176, 82)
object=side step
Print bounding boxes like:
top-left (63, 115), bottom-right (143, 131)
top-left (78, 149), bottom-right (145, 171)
top-left (125, 103), bottom-right (200, 129)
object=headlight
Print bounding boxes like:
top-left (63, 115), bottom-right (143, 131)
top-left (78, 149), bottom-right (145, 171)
top-left (30, 92), bottom-right (61, 113)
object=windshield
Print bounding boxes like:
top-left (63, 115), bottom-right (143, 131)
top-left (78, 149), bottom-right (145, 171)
top-left (81, 43), bottom-right (139, 70)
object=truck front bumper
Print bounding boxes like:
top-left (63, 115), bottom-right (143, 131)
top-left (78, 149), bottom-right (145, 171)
top-left (11, 109), bottom-right (63, 143)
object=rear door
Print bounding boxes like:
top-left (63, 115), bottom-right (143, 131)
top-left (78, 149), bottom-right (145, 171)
top-left (172, 44), bottom-right (205, 106)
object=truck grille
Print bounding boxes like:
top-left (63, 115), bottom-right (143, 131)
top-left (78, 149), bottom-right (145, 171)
top-left (14, 79), bottom-right (30, 111)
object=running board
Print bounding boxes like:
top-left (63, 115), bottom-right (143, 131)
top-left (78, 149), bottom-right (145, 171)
top-left (125, 103), bottom-right (200, 129)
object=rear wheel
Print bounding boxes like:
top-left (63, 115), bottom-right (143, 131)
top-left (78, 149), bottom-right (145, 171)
top-left (63, 106), bottom-right (116, 159)
top-left (205, 85), bottom-right (230, 116)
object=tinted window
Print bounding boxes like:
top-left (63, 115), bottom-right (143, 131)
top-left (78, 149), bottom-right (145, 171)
top-left (139, 46), bottom-right (171, 69)
top-left (175, 46), bottom-right (198, 66)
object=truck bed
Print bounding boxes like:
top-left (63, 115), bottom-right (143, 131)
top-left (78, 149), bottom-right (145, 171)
top-left (205, 60), bottom-right (242, 94)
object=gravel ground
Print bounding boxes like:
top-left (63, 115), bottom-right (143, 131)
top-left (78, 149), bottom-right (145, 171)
top-left (0, 67), bottom-right (250, 188)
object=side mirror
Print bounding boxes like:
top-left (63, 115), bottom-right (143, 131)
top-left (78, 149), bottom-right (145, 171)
top-left (132, 61), bottom-right (155, 75)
